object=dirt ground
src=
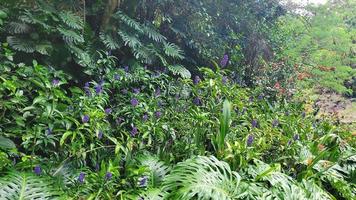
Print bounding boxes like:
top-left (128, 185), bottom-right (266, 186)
top-left (315, 93), bottom-right (356, 124)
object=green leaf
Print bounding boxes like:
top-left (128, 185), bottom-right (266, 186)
top-left (60, 131), bottom-right (72, 146)
top-left (59, 11), bottom-right (83, 30)
top-left (0, 136), bottom-right (16, 149)
top-left (0, 171), bottom-right (65, 200)
top-left (163, 156), bottom-right (242, 200)
top-left (167, 65), bottom-right (191, 79)
top-left (216, 100), bottom-right (231, 153)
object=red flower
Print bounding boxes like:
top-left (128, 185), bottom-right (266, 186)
top-left (274, 82), bottom-right (281, 89)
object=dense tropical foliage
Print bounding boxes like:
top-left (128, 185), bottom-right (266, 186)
top-left (0, 0), bottom-right (355, 199)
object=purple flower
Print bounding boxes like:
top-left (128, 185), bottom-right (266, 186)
top-left (114, 74), bottom-right (120, 80)
top-left (155, 111), bottom-right (162, 118)
top-left (130, 98), bottom-right (139, 107)
top-left (220, 54), bottom-right (229, 67)
top-left (251, 119), bottom-right (258, 128)
top-left (222, 76), bottom-right (228, 84)
top-left (124, 66), bottom-right (129, 72)
top-left (301, 112), bottom-right (306, 118)
top-left (138, 176), bottom-right (148, 187)
top-left (34, 165), bottom-right (41, 175)
top-left (272, 119), bottom-right (279, 128)
top-left (84, 82), bottom-right (91, 96)
top-left (82, 115), bottom-right (90, 123)
top-left (122, 88), bottom-right (128, 94)
top-left (105, 172), bottom-right (113, 180)
top-left (52, 79), bottom-right (60, 86)
top-left (155, 87), bottom-right (161, 96)
top-left (258, 94), bottom-right (264, 100)
top-left (46, 128), bottom-right (52, 135)
top-left (247, 135), bottom-right (254, 147)
top-left (293, 134), bottom-right (300, 141)
top-left (287, 140), bottom-right (292, 146)
top-left (193, 76), bottom-right (201, 85)
top-left (94, 84), bottom-right (103, 94)
top-left (193, 97), bottom-right (202, 106)
top-left (143, 114), bottom-right (149, 121)
top-left (285, 111), bottom-right (290, 116)
top-left (97, 131), bottom-right (103, 139)
top-left (78, 172), bottom-right (85, 184)
top-left (105, 108), bottom-right (112, 114)
top-left (131, 126), bottom-right (138, 137)
top-left (95, 163), bottom-right (100, 171)
top-left (133, 88), bottom-right (140, 94)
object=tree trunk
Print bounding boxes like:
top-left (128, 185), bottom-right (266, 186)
top-left (101, 0), bottom-right (121, 31)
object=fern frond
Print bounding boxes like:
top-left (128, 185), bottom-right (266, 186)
top-left (59, 11), bottom-right (83, 30)
top-left (99, 32), bottom-right (122, 50)
top-left (7, 22), bottom-right (31, 34)
top-left (7, 36), bottom-right (36, 53)
top-left (0, 171), bottom-right (65, 200)
top-left (167, 65), bottom-right (191, 79)
top-left (163, 42), bottom-right (184, 59)
top-left (162, 156), bottom-right (242, 200)
top-left (57, 27), bottom-right (84, 44)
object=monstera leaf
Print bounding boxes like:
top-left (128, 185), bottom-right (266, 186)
top-left (0, 171), bottom-right (65, 200)
top-left (162, 156), bottom-right (242, 200)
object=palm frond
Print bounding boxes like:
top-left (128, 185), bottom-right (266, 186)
top-left (7, 36), bottom-right (36, 53)
top-left (133, 45), bottom-right (157, 64)
top-left (136, 188), bottom-right (166, 200)
top-left (18, 11), bottom-right (51, 30)
top-left (35, 42), bottom-right (52, 55)
top-left (0, 171), bottom-right (65, 200)
top-left (7, 22), bottom-right (31, 34)
top-left (163, 42), bottom-right (184, 59)
top-left (59, 11), bottom-right (83, 30)
top-left (116, 11), bottom-right (143, 32)
top-left (118, 30), bottom-right (141, 48)
top-left (162, 156), bottom-right (242, 200)
top-left (167, 65), bottom-right (191, 79)
top-left (57, 27), bottom-right (84, 44)
top-left (142, 25), bottom-right (166, 42)
top-left (138, 154), bottom-right (170, 187)
top-left (99, 32), bottom-right (122, 50)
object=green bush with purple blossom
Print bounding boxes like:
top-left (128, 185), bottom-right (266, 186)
top-left (1, 43), bottom-right (355, 199)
